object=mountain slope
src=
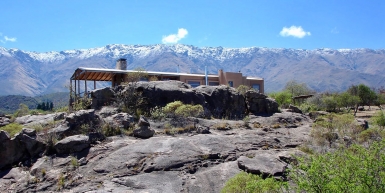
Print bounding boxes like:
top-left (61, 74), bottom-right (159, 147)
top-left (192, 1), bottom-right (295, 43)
top-left (0, 45), bottom-right (384, 96)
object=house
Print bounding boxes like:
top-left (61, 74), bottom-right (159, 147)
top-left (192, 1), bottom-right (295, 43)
top-left (70, 58), bottom-right (264, 98)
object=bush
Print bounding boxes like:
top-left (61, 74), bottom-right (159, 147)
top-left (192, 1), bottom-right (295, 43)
top-left (237, 85), bottom-right (251, 96)
top-left (372, 110), bottom-right (385, 129)
top-left (290, 140), bottom-right (385, 193)
top-left (221, 171), bottom-right (287, 193)
top-left (268, 91), bottom-right (292, 108)
top-left (0, 123), bottom-right (23, 137)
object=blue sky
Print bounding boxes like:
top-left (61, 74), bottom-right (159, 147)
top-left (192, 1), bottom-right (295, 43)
top-left (1, 0), bottom-right (384, 52)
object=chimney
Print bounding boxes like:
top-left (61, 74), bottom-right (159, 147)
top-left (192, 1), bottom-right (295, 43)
top-left (116, 58), bottom-right (127, 70)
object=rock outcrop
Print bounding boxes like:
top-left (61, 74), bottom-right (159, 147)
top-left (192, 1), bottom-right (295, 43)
top-left (54, 135), bottom-right (90, 154)
top-left (133, 116), bottom-right (155, 139)
top-left (245, 90), bottom-right (279, 115)
top-left (92, 81), bottom-right (279, 118)
top-left (0, 128), bottom-right (45, 170)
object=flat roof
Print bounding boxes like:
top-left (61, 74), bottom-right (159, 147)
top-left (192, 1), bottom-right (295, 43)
top-left (70, 67), bottom-right (263, 81)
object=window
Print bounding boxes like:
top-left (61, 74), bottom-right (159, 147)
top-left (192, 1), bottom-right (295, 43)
top-left (252, 84), bottom-right (260, 92)
top-left (188, 81), bottom-right (201, 88)
top-left (209, 81), bottom-right (219, 86)
top-left (140, 77), bottom-right (148, 81)
top-left (228, 81), bottom-right (233, 87)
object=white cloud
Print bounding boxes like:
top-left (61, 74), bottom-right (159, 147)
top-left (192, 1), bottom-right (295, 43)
top-left (162, 28), bottom-right (188, 44)
top-left (280, 26), bottom-right (311, 38)
top-left (4, 36), bottom-right (17, 42)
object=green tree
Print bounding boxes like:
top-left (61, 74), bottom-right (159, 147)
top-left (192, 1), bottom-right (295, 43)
top-left (284, 80), bottom-right (312, 97)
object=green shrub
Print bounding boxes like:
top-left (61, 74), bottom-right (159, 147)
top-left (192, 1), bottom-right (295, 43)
top-left (237, 85), bottom-right (251, 96)
top-left (163, 101), bottom-right (184, 115)
top-left (0, 123), bottom-right (23, 137)
top-left (221, 171), bottom-right (287, 193)
top-left (290, 140), bottom-right (385, 193)
top-left (372, 110), bottom-right (385, 129)
top-left (269, 91), bottom-right (292, 108)
top-left (174, 104), bottom-right (203, 118)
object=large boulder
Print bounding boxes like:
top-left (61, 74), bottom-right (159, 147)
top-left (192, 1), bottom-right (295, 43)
top-left (129, 81), bottom-right (206, 109)
top-left (133, 116), bottom-right (155, 139)
top-left (90, 87), bottom-right (117, 109)
top-left (54, 135), bottom-right (90, 154)
top-left (0, 116), bottom-right (10, 127)
top-left (245, 90), bottom-right (279, 115)
top-left (65, 109), bottom-right (99, 135)
top-left (195, 85), bottom-right (246, 119)
top-left (103, 113), bottom-right (134, 130)
top-left (0, 128), bottom-right (45, 170)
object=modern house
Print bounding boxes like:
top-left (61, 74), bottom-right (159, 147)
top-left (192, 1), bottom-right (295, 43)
top-left (70, 58), bottom-right (264, 98)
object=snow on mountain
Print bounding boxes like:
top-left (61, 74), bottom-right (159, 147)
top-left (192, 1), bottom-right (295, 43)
top-left (0, 44), bottom-right (384, 96)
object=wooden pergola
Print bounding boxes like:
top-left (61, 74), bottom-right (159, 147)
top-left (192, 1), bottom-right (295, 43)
top-left (69, 67), bottom-right (128, 106)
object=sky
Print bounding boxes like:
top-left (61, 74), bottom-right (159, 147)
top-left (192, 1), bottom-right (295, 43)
top-left (0, 0), bottom-right (384, 52)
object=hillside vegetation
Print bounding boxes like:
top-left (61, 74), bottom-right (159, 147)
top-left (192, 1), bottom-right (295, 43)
top-left (0, 92), bottom-right (69, 114)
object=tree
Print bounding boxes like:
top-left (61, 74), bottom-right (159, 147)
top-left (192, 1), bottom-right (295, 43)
top-left (284, 80), bottom-right (312, 97)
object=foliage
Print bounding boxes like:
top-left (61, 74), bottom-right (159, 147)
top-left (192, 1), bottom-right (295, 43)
top-left (221, 171), bottom-right (287, 193)
top-left (116, 68), bottom-right (149, 117)
top-left (0, 123), bottom-right (23, 137)
top-left (0, 95), bottom-right (38, 114)
top-left (36, 101), bottom-right (54, 111)
top-left (284, 80), bottom-right (312, 97)
top-left (125, 67), bottom-right (148, 83)
top-left (101, 123), bottom-right (122, 137)
top-left (162, 101), bottom-right (203, 118)
top-left (311, 113), bottom-right (363, 147)
top-left (322, 95), bottom-right (338, 112)
top-left (72, 95), bottom-right (92, 111)
top-left (372, 110), bottom-right (385, 129)
top-left (268, 91), bottom-right (292, 108)
top-left (12, 103), bottom-right (30, 120)
top-left (150, 106), bottom-right (166, 120)
top-left (237, 85), bottom-right (251, 96)
top-left (290, 140), bottom-right (385, 193)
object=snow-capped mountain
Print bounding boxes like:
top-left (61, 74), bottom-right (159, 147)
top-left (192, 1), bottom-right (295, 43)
top-left (0, 44), bottom-right (385, 96)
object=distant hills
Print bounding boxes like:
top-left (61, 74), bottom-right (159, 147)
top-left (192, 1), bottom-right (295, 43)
top-left (0, 44), bottom-right (385, 96)
top-left (0, 92), bottom-right (69, 114)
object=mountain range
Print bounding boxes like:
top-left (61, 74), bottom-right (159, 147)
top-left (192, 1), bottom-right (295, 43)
top-left (1, 44), bottom-right (384, 96)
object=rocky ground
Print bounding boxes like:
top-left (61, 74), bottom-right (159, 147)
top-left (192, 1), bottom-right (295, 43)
top-left (0, 108), bottom-right (312, 193)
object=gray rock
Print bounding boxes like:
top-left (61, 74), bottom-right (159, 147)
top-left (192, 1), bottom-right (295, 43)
top-left (195, 85), bottom-right (246, 119)
top-left (65, 109), bottom-right (99, 134)
top-left (54, 135), bottom-right (90, 154)
top-left (288, 105), bottom-right (303, 114)
top-left (103, 113), bottom-right (134, 129)
top-left (237, 151), bottom-right (288, 178)
top-left (97, 106), bottom-right (120, 118)
top-left (245, 90), bottom-right (279, 115)
top-left (53, 112), bottom-right (66, 121)
top-left (0, 129), bottom-right (45, 170)
top-left (0, 116), bottom-right (10, 127)
top-left (90, 87), bottom-right (117, 109)
top-left (138, 115), bottom-right (150, 127)
top-left (355, 118), bottom-right (369, 129)
top-left (15, 114), bottom-right (56, 127)
top-left (196, 125), bottom-right (210, 134)
top-left (133, 126), bottom-right (155, 139)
